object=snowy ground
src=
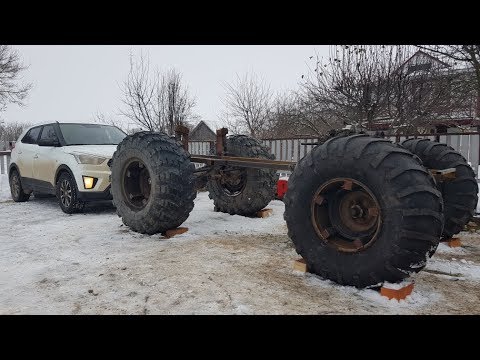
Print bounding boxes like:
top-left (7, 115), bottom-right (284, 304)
top-left (1, 173), bottom-right (480, 314)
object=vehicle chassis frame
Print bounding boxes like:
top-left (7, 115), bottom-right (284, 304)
top-left (174, 126), bottom-right (455, 189)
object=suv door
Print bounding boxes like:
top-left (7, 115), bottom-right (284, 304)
top-left (33, 124), bottom-right (59, 189)
top-left (17, 126), bottom-right (42, 180)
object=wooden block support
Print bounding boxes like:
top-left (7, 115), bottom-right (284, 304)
top-left (429, 168), bottom-right (456, 182)
top-left (162, 227), bottom-right (188, 239)
top-left (444, 237), bottom-right (462, 248)
top-left (256, 208), bottom-right (273, 218)
top-left (380, 281), bottom-right (414, 301)
top-left (293, 258), bottom-right (308, 273)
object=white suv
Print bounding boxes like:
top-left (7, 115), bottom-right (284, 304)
top-left (8, 122), bottom-right (127, 213)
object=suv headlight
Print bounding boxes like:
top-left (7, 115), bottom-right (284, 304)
top-left (73, 154), bottom-right (106, 165)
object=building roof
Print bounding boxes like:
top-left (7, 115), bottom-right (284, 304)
top-left (397, 50), bottom-right (451, 75)
top-left (189, 120), bottom-right (216, 141)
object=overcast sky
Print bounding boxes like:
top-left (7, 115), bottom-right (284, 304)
top-left (2, 45), bottom-right (330, 130)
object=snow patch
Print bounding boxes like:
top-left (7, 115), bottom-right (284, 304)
top-left (303, 272), bottom-right (441, 310)
top-left (382, 279), bottom-right (413, 290)
top-left (409, 261), bottom-right (426, 269)
top-left (426, 258), bottom-right (480, 280)
top-left (435, 242), bottom-right (469, 255)
top-left (233, 303), bottom-right (253, 315)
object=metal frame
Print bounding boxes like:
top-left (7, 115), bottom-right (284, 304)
top-left (175, 126), bottom-right (457, 180)
top-left (176, 126), bottom-right (297, 172)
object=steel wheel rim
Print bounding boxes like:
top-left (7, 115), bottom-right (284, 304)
top-left (122, 158), bottom-right (151, 211)
top-left (218, 167), bottom-right (247, 197)
top-left (311, 178), bottom-right (382, 253)
top-left (60, 179), bottom-right (72, 208)
top-left (10, 174), bottom-right (20, 198)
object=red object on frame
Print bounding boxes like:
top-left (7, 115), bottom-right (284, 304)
top-left (276, 179), bottom-right (288, 200)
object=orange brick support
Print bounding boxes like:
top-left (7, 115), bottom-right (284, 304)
top-left (162, 227), bottom-right (189, 239)
top-left (445, 238), bottom-right (462, 248)
top-left (380, 281), bottom-right (414, 301)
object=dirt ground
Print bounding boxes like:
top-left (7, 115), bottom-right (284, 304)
top-left (1, 190), bottom-right (479, 314)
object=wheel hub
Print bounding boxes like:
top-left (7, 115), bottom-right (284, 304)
top-left (122, 159), bottom-right (151, 210)
top-left (311, 178), bottom-right (381, 253)
top-left (217, 167), bottom-right (247, 196)
top-left (338, 190), bottom-right (379, 233)
top-left (60, 179), bottom-right (72, 208)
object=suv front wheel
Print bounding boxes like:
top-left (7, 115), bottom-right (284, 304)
top-left (56, 172), bottom-right (82, 214)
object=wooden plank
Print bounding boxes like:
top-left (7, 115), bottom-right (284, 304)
top-left (429, 167), bottom-right (456, 181)
top-left (293, 258), bottom-right (308, 272)
top-left (162, 227), bottom-right (189, 239)
top-left (256, 208), bottom-right (273, 218)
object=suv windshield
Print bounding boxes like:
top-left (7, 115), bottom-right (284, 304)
top-left (59, 124), bottom-right (127, 146)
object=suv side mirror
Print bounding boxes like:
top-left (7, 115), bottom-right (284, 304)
top-left (38, 138), bottom-right (60, 147)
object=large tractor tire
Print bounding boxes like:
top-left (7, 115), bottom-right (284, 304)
top-left (206, 135), bottom-right (277, 216)
top-left (111, 132), bottom-right (197, 235)
top-left (284, 135), bottom-right (444, 288)
top-left (401, 138), bottom-right (478, 240)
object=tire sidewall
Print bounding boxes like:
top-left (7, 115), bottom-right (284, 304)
top-left (111, 148), bottom-right (159, 219)
top-left (207, 135), bottom-right (276, 214)
top-left (284, 138), bottom-right (443, 287)
top-left (286, 152), bottom-right (404, 276)
top-left (9, 170), bottom-right (21, 201)
top-left (110, 132), bottom-right (197, 234)
top-left (401, 139), bottom-right (478, 239)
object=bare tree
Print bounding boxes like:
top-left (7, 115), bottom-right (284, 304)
top-left (299, 45), bottom-right (472, 134)
top-left (0, 120), bottom-right (31, 148)
top-left (416, 45), bottom-right (480, 118)
top-left (221, 72), bottom-right (273, 137)
top-left (263, 92), bottom-right (343, 138)
top-left (385, 55), bottom-right (474, 134)
top-left (0, 45), bottom-right (32, 116)
top-left (92, 111), bottom-right (139, 134)
top-left (120, 53), bottom-right (197, 134)
top-left (300, 46), bottom-right (397, 128)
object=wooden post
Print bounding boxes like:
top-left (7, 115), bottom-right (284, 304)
top-left (0, 154), bottom-right (4, 175)
top-left (174, 125), bottom-right (190, 151)
top-left (162, 227), bottom-right (189, 239)
top-left (216, 128), bottom-right (228, 156)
